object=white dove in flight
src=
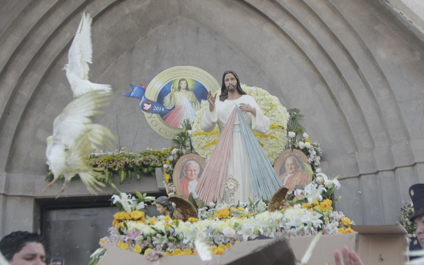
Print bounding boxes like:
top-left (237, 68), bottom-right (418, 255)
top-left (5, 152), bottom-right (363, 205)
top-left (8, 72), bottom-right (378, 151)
top-left (64, 11), bottom-right (111, 97)
top-left (44, 91), bottom-right (115, 198)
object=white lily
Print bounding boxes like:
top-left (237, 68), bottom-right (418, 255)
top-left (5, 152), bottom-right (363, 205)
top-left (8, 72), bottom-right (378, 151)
top-left (297, 183), bottom-right (327, 204)
top-left (316, 173), bottom-right (341, 189)
top-left (111, 193), bottom-right (136, 214)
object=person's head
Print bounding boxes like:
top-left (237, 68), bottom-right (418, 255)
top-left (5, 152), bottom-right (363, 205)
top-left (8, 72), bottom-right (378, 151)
top-left (178, 78), bottom-right (189, 91)
top-left (154, 196), bottom-right (174, 214)
top-left (285, 157), bottom-right (300, 175)
top-left (184, 161), bottom-right (200, 181)
top-left (219, 70), bottom-right (246, 101)
top-left (409, 184), bottom-right (424, 247)
top-left (0, 231), bottom-right (46, 265)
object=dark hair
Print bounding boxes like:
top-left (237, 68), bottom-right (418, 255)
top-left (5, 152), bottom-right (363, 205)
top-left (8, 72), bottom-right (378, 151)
top-left (155, 196), bottom-right (174, 211)
top-left (178, 78), bottom-right (189, 91)
top-left (0, 231), bottom-right (44, 261)
top-left (219, 70), bottom-right (246, 101)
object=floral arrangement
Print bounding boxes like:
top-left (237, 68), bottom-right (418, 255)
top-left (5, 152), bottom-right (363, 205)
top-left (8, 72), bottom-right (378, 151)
top-left (286, 108), bottom-right (323, 174)
top-left (45, 148), bottom-right (170, 184)
top-left (191, 84), bottom-right (289, 164)
top-left (89, 173), bottom-right (353, 264)
top-left (398, 201), bottom-right (416, 240)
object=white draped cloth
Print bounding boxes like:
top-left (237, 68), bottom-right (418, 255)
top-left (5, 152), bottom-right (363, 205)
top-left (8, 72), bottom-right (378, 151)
top-left (200, 95), bottom-right (270, 203)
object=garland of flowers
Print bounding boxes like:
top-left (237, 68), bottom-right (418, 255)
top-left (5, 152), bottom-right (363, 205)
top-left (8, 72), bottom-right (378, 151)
top-left (398, 200), bottom-right (416, 240)
top-left (286, 108), bottom-right (323, 174)
top-left (45, 148), bottom-right (170, 185)
top-left (89, 173), bottom-right (354, 264)
top-left (191, 84), bottom-right (289, 164)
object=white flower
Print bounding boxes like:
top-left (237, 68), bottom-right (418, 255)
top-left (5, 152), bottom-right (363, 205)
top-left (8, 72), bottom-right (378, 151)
top-left (296, 183), bottom-right (327, 204)
top-left (315, 167), bottom-right (322, 173)
top-left (136, 201), bottom-right (145, 210)
top-left (197, 231), bottom-right (207, 239)
top-left (317, 173), bottom-right (341, 189)
top-left (222, 227), bottom-right (236, 237)
top-left (305, 142), bottom-right (311, 148)
top-left (299, 141), bottom-right (306, 149)
top-left (288, 131), bottom-right (296, 138)
top-left (303, 132), bottom-right (309, 138)
top-left (209, 201), bottom-right (215, 208)
top-left (188, 130), bottom-right (192, 135)
top-left (111, 193), bottom-right (136, 214)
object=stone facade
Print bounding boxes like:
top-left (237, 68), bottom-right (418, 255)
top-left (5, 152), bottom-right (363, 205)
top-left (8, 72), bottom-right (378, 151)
top-left (1, 0), bottom-right (424, 236)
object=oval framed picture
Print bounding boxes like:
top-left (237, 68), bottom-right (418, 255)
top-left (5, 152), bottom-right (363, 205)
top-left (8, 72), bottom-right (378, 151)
top-left (173, 153), bottom-right (207, 199)
top-left (273, 149), bottom-right (313, 192)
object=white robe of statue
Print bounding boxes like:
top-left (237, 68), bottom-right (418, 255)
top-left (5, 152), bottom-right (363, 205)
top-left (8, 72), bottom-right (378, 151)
top-left (200, 95), bottom-right (270, 203)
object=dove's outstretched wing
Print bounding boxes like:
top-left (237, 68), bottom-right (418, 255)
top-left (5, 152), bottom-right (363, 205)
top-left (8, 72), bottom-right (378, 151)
top-left (67, 11), bottom-right (92, 81)
top-left (45, 91), bottom-right (114, 197)
top-left (65, 12), bottom-right (111, 97)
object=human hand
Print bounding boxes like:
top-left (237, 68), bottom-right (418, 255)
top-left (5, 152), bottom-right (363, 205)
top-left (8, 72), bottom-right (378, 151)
top-left (239, 103), bottom-right (256, 116)
top-left (334, 246), bottom-right (363, 265)
top-left (207, 91), bottom-right (216, 112)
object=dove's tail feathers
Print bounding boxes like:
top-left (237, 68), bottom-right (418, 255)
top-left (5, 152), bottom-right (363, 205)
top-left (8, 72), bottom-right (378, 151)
top-left (86, 124), bottom-right (115, 149)
top-left (79, 172), bottom-right (106, 195)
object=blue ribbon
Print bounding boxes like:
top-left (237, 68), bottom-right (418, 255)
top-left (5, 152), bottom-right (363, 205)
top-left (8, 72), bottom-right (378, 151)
top-left (123, 84), bottom-right (173, 115)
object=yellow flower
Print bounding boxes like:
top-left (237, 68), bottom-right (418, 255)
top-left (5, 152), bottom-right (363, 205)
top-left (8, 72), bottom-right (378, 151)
top-left (123, 212), bottom-right (132, 220)
top-left (341, 217), bottom-right (351, 227)
top-left (117, 241), bottom-right (129, 250)
top-left (238, 207), bottom-right (244, 211)
top-left (226, 243), bottom-right (232, 248)
top-left (99, 238), bottom-right (107, 244)
top-left (338, 228), bottom-right (346, 234)
top-left (214, 207), bottom-right (232, 219)
top-left (163, 216), bottom-right (172, 222)
top-left (168, 145), bottom-right (175, 151)
top-left (113, 211), bottom-right (127, 220)
top-left (213, 247), bottom-right (225, 255)
top-left (117, 222), bottom-right (125, 229)
top-left (112, 219), bottom-right (119, 227)
top-left (164, 173), bottom-right (170, 182)
top-left (312, 199), bottom-right (319, 206)
top-left (172, 249), bottom-right (182, 255)
top-left (305, 138), bottom-right (311, 143)
top-left (318, 201), bottom-right (331, 212)
top-left (302, 203), bottom-right (312, 209)
top-left (134, 244), bottom-right (142, 254)
top-left (164, 252), bottom-right (172, 257)
top-left (344, 227), bottom-right (355, 234)
top-left (182, 249), bottom-right (192, 255)
top-left (144, 248), bottom-right (152, 255)
top-left (131, 210), bottom-right (145, 220)
top-left (323, 199), bottom-right (332, 205)
top-left (192, 249), bottom-right (198, 255)
top-left (187, 217), bottom-right (198, 223)
top-left (149, 217), bottom-right (158, 225)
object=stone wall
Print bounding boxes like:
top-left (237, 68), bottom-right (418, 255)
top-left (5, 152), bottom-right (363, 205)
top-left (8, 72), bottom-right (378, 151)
top-left (1, 0), bottom-right (424, 235)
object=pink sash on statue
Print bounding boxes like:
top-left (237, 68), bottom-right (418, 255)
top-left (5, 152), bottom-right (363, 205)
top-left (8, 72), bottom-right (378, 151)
top-left (195, 108), bottom-right (237, 205)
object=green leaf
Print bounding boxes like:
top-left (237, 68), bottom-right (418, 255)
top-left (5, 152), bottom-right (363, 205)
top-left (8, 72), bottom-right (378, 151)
top-left (135, 191), bottom-right (143, 199)
top-left (304, 163), bottom-right (314, 176)
top-left (189, 193), bottom-right (198, 209)
top-left (313, 207), bottom-right (323, 214)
